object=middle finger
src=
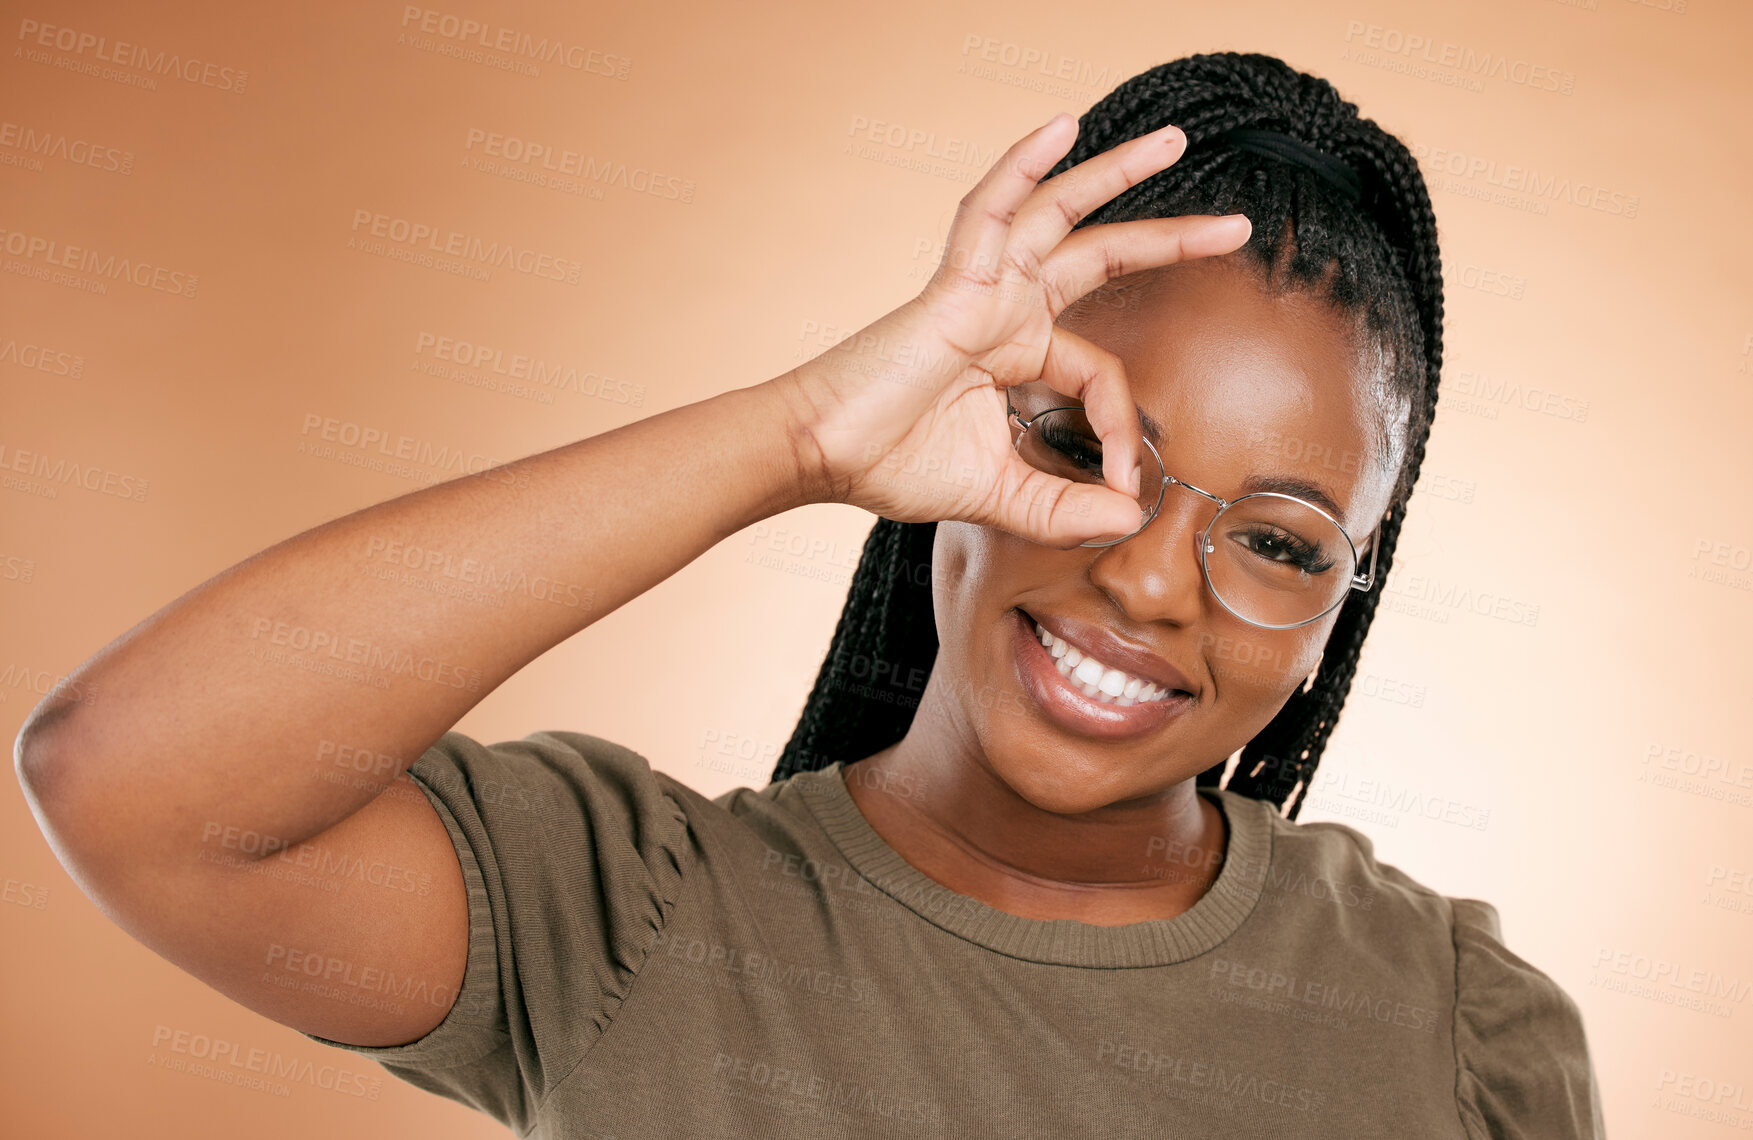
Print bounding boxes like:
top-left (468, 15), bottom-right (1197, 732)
top-left (1035, 214), bottom-right (1253, 320)
top-left (1005, 121), bottom-right (1190, 268)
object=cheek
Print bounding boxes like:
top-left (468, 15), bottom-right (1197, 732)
top-left (931, 523), bottom-right (974, 618)
top-left (929, 523), bottom-right (983, 654)
top-left (932, 523), bottom-right (1075, 661)
top-left (1199, 626), bottom-right (1326, 696)
top-left (932, 521), bottom-right (1035, 619)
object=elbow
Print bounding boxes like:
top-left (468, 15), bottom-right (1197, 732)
top-left (15, 694), bottom-right (130, 891)
top-left (14, 692), bottom-right (87, 818)
top-left (15, 703), bottom-right (55, 797)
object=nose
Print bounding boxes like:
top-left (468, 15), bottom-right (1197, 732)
top-left (1086, 481), bottom-right (1216, 627)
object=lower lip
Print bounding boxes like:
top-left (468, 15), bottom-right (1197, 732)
top-left (1008, 608), bottom-right (1194, 741)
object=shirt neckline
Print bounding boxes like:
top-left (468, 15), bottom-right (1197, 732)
top-left (789, 761), bottom-right (1273, 968)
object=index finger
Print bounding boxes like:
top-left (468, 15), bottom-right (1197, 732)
top-left (1035, 324), bottom-right (1149, 517)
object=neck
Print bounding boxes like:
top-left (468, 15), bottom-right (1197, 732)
top-left (840, 670), bottom-right (1228, 925)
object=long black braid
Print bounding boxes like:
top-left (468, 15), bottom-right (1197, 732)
top-left (773, 52), bottom-right (1444, 821)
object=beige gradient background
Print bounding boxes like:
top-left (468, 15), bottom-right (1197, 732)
top-left (4, 0), bottom-right (1750, 1136)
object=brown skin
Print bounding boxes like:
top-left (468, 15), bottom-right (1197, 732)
top-left (844, 254), bottom-right (1406, 926)
top-left (13, 115), bottom-right (1395, 1053)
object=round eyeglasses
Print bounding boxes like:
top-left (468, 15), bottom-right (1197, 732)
top-left (1007, 398), bottom-right (1381, 630)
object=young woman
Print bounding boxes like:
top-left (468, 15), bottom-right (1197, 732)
top-left (16, 52), bottom-right (1604, 1137)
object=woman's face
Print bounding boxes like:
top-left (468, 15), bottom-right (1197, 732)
top-left (930, 254), bottom-right (1407, 816)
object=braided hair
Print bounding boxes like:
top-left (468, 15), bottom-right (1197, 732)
top-left (773, 51), bottom-right (1444, 820)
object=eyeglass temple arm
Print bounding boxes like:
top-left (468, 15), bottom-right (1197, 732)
top-left (1353, 522), bottom-right (1382, 591)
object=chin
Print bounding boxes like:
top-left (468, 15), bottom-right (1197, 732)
top-left (983, 744), bottom-right (1153, 817)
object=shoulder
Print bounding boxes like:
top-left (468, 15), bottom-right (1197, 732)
top-left (405, 728), bottom-right (698, 907)
top-left (411, 728), bottom-right (723, 833)
top-left (424, 729), bottom-right (835, 866)
top-left (1223, 790), bottom-right (1453, 932)
top-left (1449, 897), bottom-right (1606, 1138)
top-left (409, 727), bottom-right (671, 806)
top-left (1225, 795), bottom-right (1604, 1137)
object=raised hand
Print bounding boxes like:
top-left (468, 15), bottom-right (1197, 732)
top-left (781, 111), bottom-right (1251, 548)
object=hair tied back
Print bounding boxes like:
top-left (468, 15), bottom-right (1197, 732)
top-left (1204, 127), bottom-right (1363, 205)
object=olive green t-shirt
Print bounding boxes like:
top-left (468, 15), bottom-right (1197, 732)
top-left (303, 730), bottom-right (1606, 1138)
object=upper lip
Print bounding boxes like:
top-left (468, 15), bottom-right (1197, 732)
top-left (1021, 609), bottom-right (1196, 695)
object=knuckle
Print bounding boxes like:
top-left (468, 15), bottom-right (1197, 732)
top-left (1039, 272), bottom-right (1073, 316)
top-left (1001, 243), bottom-right (1044, 282)
top-left (1011, 151), bottom-right (1054, 182)
top-left (978, 200), bottom-right (1018, 229)
top-left (1102, 241), bottom-right (1129, 287)
top-left (1051, 195), bottom-right (1086, 232)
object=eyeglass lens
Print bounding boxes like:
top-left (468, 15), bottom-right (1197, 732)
top-left (1013, 405), bottom-right (1356, 627)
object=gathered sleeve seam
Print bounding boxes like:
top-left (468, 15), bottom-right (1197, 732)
top-left (530, 785), bottom-right (702, 1120)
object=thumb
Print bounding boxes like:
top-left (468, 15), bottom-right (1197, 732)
top-left (1001, 466), bottom-right (1144, 550)
top-left (1056, 482), bottom-right (1146, 548)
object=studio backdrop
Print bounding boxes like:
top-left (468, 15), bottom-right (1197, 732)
top-left (3, 1), bottom-right (1748, 1137)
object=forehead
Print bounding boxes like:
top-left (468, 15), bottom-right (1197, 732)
top-left (1043, 257), bottom-right (1396, 530)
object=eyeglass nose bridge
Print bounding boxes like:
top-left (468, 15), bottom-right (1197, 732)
top-left (1109, 438), bottom-right (1231, 557)
top-left (1154, 473), bottom-right (1229, 555)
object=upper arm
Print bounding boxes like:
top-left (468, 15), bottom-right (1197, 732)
top-left (118, 768), bottom-right (473, 1048)
top-left (302, 730), bottom-right (699, 1133)
top-left (26, 727), bottom-right (694, 1132)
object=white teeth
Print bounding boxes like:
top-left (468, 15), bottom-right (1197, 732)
top-left (1032, 619), bottom-right (1179, 706)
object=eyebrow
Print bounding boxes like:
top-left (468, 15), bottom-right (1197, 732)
top-left (1031, 393), bottom-right (1351, 528)
top-left (1137, 406), bottom-right (1165, 446)
top-left (1131, 404), bottom-right (1348, 526)
top-left (1237, 474), bottom-right (1347, 525)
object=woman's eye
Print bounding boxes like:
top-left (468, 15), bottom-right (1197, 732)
top-left (1246, 530), bottom-right (1334, 574)
top-left (1043, 425), bottom-right (1102, 471)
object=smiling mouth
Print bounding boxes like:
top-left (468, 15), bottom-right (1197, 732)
top-left (1006, 608), bottom-right (1195, 740)
top-left (1022, 612), bottom-right (1190, 707)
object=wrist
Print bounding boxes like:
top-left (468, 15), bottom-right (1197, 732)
top-left (759, 368), bottom-right (844, 509)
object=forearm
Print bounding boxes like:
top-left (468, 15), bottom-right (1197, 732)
top-left (16, 373), bottom-right (825, 870)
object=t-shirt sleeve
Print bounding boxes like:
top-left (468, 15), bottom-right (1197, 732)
top-left (299, 729), bottom-right (694, 1132)
top-left (1451, 897), bottom-right (1606, 1139)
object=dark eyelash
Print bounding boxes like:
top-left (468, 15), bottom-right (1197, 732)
top-left (1239, 525), bottom-right (1336, 574)
top-left (1041, 421), bottom-right (1101, 466)
top-left (1040, 418), bottom-right (1337, 576)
